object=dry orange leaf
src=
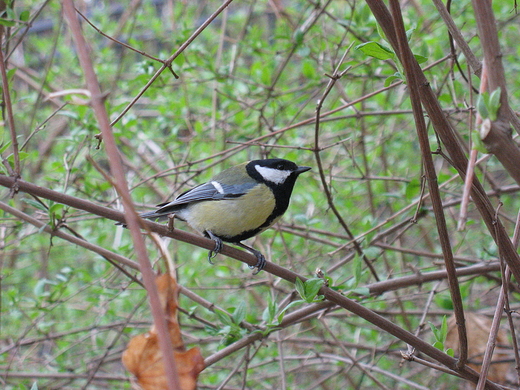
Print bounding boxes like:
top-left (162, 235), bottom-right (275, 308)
top-left (122, 274), bottom-right (205, 390)
top-left (445, 312), bottom-right (510, 385)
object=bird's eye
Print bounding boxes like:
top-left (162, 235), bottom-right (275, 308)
top-left (276, 163), bottom-right (284, 170)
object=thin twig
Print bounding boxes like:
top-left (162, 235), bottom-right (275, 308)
top-left (505, 210), bottom-right (520, 385)
top-left (471, 0), bottom-right (520, 181)
top-left (110, 0), bottom-right (235, 126)
top-left (75, 8), bottom-right (166, 64)
top-left (313, 46), bottom-right (380, 281)
top-left (0, 200), bottom-right (140, 272)
top-left (458, 148), bottom-right (478, 231)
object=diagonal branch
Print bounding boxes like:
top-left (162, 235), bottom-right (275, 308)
top-left (0, 174), bottom-right (501, 389)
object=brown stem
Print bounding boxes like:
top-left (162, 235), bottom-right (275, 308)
top-left (61, 1), bottom-right (181, 388)
top-left (471, 0), bottom-right (520, 175)
top-left (0, 39), bottom-right (20, 178)
top-left (388, 0), bottom-right (467, 368)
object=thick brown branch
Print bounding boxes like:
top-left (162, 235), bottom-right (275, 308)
top-left (364, 0), bottom-right (520, 285)
top-left (388, 0), bottom-right (467, 369)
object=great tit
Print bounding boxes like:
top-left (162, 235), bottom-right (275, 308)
top-left (140, 158), bottom-right (311, 273)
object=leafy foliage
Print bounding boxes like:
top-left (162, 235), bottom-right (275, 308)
top-left (1, 0), bottom-right (519, 389)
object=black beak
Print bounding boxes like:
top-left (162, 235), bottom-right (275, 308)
top-left (295, 166), bottom-right (311, 175)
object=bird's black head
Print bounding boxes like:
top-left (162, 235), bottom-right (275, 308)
top-left (246, 158), bottom-right (310, 186)
top-left (246, 158), bottom-right (311, 213)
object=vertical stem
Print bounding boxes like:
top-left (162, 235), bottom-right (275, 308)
top-left (387, 0), bottom-right (468, 368)
top-left (0, 39), bottom-right (20, 178)
top-left (61, 2), bottom-right (180, 389)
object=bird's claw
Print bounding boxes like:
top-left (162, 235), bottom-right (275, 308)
top-left (249, 252), bottom-right (266, 275)
top-left (207, 249), bottom-right (218, 265)
top-left (206, 231), bottom-right (222, 265)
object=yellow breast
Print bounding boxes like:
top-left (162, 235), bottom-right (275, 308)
top-left (185, 185), bottom-right (277, 239)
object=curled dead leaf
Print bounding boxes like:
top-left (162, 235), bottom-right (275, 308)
top-left (122, 274), bottom-right (205, 390)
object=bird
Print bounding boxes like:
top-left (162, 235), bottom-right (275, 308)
top-left (139, 158), bottom-right (311, 274)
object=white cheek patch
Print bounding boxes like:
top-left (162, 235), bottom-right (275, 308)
top-left (255, 166), bottom-right (292, 184)
top-left (211, 181), bottom-right (225, 194)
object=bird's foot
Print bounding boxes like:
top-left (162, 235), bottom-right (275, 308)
top-left (250, 251), bottom-right (266, 275)
top-left (235, 242), bottom-right (266, 275)
top-left (206, 231), bottom-right (222, 265)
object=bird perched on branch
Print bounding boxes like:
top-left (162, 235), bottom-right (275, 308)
top-left (140, 158), bottom-right (311, 274)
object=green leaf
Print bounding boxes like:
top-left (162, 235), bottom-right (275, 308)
top-left (215, 309), bottom-right (233, 326)
top-left (293, 29), bottom-right (304, 46)
top-left (488, 87), bottom-right (502, 121)
top-left (0, 18), bottom-right (16, 27)
top-left (34, 278), bottom-right (53, 297)
top-left (49, 203), bottom-right (64, 216)
top-left (350, 286), bottom-right (370, 296)
top-left (57, 110), bottom-right (79, 120)
top-left (459, 282), bottom-right (472, 300)
top-left (22, 198), bottom-right (48, 212)
top-left (324, 275), bottom-right (334, 288)
top-left (477, 92), bottom-right (489, 119)
top-left (446, 348), bottom-right (455, 357)
top-left (476, 88), bottom-right (501, 121)
top-left (376, 22), bottom-right (388, 43)
top-left (19, 10), bottom-right (30, 22)
top-left (232, 301), bottom-right (246, 325)
top-left (7, 151), bottom-right (29, 164)
top-left (296, 46), bottom-right (310, 57)
top-left (278, 300), bottom-right (303, 323)
top-left (262, 298), bottom-right (278, 323)
top-left (472, 130), bottom-right (488, 153)
top-left (0, 140), bottom-right (11, 154)
top-left (6, 6), bottom-right (15, 20)
top-left (355, 42), bottom-right (395, 60)
top-left (440, 315), bottom-right (448, 340)
top-left (384, 73), bottom-right (402, 87)
top-left (414, 54), bottom-right (428, 64)
top-left (302, 59), bottom-right (317, 79)
top-left (405, 28), bottom-right (415, 41)
top-left (295, 277), bottom-right (305, 300)
top-left (429, 321), bottom-right (441, 341)
top-left (435, 294), bottom-right (453, 310)
top-left (352, 254), bottom-right (362, 284)
top-left (6, 68), bottom-right (16, 82)
top-left (303, 278), bottom-right (324, 302)
top-left (405, 177), bottom-right (421, 199)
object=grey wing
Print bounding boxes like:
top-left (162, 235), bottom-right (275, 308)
top-left (142, 181), bottom-right (256, 218)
